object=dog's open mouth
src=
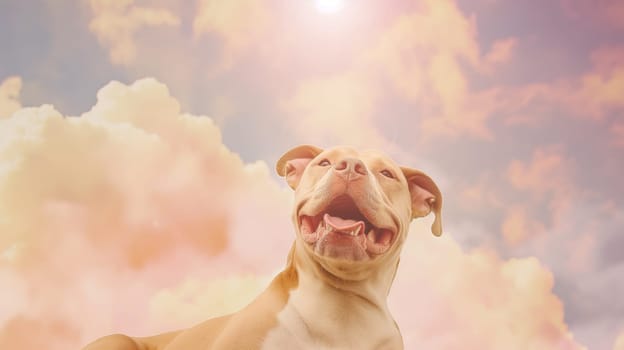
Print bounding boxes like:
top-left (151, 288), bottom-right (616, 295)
top-left (299, 195), bottom-right (395, 256)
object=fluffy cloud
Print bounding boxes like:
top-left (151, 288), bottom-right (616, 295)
top-left (0, 76), bottom-right (21, 119)
top-left (0, 78), bottom-right (293, 348)
top-left (391, 220), bottom-right (586, 349)
top-left (89, 0), bottom-right (180, 65)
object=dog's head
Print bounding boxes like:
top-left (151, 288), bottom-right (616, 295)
top-left (277, 145), bottom-right (442, 279)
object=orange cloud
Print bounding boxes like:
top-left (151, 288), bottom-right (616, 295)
top-left (89, 0), bottom-right (180, 65)
top-left (0, 76), bottom-right (21, 118)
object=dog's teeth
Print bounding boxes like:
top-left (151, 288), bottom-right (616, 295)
top-left (367, 229), bottom-right (375, 242)
top-left (351, 226), bottom-right (361, 236)
top-left (316, 220), bottom-right (324, 233)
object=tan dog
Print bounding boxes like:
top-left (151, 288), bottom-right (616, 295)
top-left (82, 145), bottom-right (442, 350)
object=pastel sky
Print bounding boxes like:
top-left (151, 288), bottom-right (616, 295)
top-left (1, 0), bottom-right (623, 349)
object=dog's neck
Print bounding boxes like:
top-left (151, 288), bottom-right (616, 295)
top-left (281, 241), bottom-right (398, 331)
top-left (261, 241), bottom-right (402, 349)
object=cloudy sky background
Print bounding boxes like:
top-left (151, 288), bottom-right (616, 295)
top-left (1, 0), bottom-right (623, 349)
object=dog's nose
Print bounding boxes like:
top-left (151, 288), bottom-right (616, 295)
top-left (334, 158), bottom-right (367, 180)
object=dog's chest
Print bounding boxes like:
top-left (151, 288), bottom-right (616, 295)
top-left (260, 289), bottom-right (402, 350)
top-left (259, 304), bottom-right (318, 350)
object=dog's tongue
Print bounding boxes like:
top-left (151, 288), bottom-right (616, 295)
top-left (323, 213), bottom-right (363, 232)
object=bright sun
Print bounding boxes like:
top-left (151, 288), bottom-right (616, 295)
top-left (314, 0), bottom-right (345, 14)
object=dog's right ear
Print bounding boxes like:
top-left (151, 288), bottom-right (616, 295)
top-left (276, 145), bottom-right (324, 190)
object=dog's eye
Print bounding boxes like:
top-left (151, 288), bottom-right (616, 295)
top-left (380, 170), bottom-right (395, 179)
top-left (319, 159), bottom-right (331, 166)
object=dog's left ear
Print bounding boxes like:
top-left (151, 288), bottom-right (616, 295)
top-left (400, 167), bottom-right (443, 236)
top-left (276, 145), bottom-right (324, 190)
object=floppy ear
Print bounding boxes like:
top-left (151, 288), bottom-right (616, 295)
top-left (400, 167), bottom-right (443, 236)
top-left (276, 145), bottom-right (324, 190)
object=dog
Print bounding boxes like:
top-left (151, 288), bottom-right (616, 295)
top-left (82, 145), bottom-right (442, 350)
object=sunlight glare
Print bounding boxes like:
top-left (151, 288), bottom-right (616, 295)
top-left (315, 0), bottom-right (345, 14)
